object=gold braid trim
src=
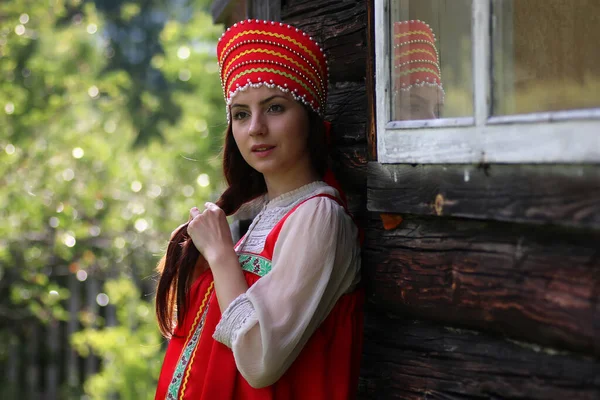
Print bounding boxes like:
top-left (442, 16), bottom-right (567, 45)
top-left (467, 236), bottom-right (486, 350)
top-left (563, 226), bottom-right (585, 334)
top-left (179, 281), bottom-right (215, 399)
top-left (223, 48), bottom-right (322, 92)
top-left (396, 67), bottom-right (441, 80)
top-left (395, 30), bottom-right (435, 42)
top-left (221, 30), bottom-right (321, 74)
top-left (394, 48), bottom-right (436, 60)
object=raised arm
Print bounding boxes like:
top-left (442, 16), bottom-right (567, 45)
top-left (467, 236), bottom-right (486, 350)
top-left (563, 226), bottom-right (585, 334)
top-left (212, 196), bottom-right (360, 388)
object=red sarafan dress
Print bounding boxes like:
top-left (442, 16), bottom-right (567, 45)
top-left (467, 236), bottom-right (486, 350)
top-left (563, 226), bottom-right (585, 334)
top-left (155, 182), bottom-right (364, 400)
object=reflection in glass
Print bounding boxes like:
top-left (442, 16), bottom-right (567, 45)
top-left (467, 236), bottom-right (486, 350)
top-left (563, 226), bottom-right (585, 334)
top-left (390, 0), bottom-right (473, 121)
top-left (493, 0), bottom-right (600, 116)
top-left (393, 20), bottom-right (444, 120)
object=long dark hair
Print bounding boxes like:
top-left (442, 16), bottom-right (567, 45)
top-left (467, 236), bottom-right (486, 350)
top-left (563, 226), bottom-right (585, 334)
top-left (155, 109), bottom-right (328, 338)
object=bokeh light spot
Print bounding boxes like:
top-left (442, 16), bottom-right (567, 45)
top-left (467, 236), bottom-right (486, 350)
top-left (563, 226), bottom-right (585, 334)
top-left (62, 168), bottom-right (75, 181)
top-left (196, 174), bottom-right (210, 187)
top-left (88, 86), bottom-right (99, 98)
top-left (49, 217), bottom-right (59, 228)
top-left (177, 46), bottom-right (190, 60)
top-left (134, 218), bottom-right (149, 232)
top-left (131, 180), bottom-right (142, 192)
top-left (148, 184), bottom-right (162, 198)
top-left (76, 270), bottom-right (88, 282)
top-left (114, 237), bottom-right (126, 249)
top-left (96, 293), bottom-right (109, 307)
top-left (63, 233), bottom-right (76, 247)
top-left (72, 147), bottom-right (84, 158)
top-left (89, 226), bottom-right (101, 237)
top-left (94, 199), bottom-right (104, 210)
top-left (179, 69), bottom-right (191, 81)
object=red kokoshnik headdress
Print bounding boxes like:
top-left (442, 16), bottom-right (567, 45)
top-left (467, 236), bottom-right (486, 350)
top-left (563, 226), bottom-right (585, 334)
top-left (393, 19), bottom-right (444, 101)
top-left (217, 19), bottom-right (329, 120)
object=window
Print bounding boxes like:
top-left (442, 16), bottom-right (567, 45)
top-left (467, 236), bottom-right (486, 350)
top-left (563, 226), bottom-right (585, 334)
top-left (375, 0), bottom-right (600, 163)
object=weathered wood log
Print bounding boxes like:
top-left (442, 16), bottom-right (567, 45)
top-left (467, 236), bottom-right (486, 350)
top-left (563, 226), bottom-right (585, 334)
top-left (363, 213), bottom-right (600, 356)
top-left (358, 311), bottom-right (600, 400)
top-left (368, 162), bottom-right (600, 229)
top-left (330, 143), bottom-right (368, 215)
top-left (365, 0), bottom-right (377, 161)
top-left (282, 0), bottom-right (367, 83)
top-left (331, 144), bottom-right (368, 190)
top-left (326, 82), bottom-right (367, 144)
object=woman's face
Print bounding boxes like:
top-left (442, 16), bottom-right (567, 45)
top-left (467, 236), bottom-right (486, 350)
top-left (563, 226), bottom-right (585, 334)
top-left (230, 86), bottom-right (312, 181)
top-left (393, 85), bottom-right (443, 121)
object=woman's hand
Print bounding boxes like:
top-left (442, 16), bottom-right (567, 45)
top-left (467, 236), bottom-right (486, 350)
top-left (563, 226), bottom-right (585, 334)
top-left (187, 202), bottom-right (235, 265)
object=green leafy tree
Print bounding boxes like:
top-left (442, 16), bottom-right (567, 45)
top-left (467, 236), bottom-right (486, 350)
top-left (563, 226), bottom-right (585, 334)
top-left (0, 0), bottom-right (225, 397)
top-left (71, 278), bottom-right (164, 399)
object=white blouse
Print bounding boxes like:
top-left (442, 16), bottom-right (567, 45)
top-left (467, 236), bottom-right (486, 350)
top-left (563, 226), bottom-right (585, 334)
top-left (212, 181), bottom-right (361, 388)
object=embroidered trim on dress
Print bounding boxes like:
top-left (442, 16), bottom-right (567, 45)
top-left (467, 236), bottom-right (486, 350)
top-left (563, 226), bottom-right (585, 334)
top-left (239, 253), bottom-right (272, 276)
top-left (166, 281), bottom-right (214, 400)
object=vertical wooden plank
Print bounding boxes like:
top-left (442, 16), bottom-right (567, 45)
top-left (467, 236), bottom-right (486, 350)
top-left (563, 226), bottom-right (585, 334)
top-left (249, 0), bottom-right (281, 21)
top-left (366, 0), bottom-right (377, 161)
top-left (85, 277), bottom-right (99, 378)
top-left (66, 273), bottom-right (80, 388)
top-left (473, 0), bottom-right (491, 127)
top-left (26, 324), bottom-right (40, 400)
top-left (6, 335), bottom-right (19, 398)
top-left (45, 319), bottom-right (59, 400)
top-left (374, 0), bottom-right (391, 161)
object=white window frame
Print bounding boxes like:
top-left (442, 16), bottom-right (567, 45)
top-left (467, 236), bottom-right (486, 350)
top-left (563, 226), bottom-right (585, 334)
top-left (375, 0), bottom-right (600, 164)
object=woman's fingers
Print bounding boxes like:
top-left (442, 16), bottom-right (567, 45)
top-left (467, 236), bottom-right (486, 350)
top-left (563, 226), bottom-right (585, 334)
top-left (204, 202), bottom-right (217, 210)
top-left (190, 206), bottom-right (201, 219)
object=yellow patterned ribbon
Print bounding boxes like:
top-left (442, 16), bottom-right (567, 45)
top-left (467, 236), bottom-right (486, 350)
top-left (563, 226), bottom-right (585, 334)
top-left (220, 30), bottom-right (322, 74)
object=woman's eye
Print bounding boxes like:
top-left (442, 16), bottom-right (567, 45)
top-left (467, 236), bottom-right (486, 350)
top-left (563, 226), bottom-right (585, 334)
top-left (268, 104), bottom-right (284, 113)
top-left (233, 111), bottom-right (248, 120)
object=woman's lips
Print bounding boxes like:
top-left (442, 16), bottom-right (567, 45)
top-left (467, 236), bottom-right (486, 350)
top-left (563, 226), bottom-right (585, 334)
top-left (251, 145), bottom-right (275, 158)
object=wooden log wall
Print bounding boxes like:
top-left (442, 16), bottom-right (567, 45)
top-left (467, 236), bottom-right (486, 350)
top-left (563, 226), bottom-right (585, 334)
top-left (280, 1), bottom-right (600, 399)
top-left (267, 1), bottom-right (600, 398)
top-left (360, 310), bottom-right (600, 400)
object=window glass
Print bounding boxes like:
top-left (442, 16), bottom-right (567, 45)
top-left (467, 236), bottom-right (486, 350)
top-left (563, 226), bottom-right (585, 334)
top-left (390, 0), bottom-right (473, 122)
top-left (493, 0), bottom-right (600, 115)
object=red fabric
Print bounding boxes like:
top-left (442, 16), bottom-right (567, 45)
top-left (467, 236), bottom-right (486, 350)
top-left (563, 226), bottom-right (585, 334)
top-left (155, 194), bottom-right (364, 400)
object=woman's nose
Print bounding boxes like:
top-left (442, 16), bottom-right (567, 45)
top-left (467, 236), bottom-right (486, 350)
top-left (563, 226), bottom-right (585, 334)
top-left (248, 113), bottom-right (266, 136)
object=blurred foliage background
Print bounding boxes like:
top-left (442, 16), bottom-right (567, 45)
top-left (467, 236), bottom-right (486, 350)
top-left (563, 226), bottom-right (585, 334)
top-left (0, 0), bottom-right (225, 398)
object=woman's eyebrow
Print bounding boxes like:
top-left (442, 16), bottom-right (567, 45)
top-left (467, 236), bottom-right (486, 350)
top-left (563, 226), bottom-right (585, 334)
top-left (231, 95), bottom-right (288, 109)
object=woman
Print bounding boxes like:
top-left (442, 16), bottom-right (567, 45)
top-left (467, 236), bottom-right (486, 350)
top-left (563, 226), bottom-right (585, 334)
top-left (392, 19), bottom-right (445, 120)
top-left (154, 19), bottom-right (364, 400)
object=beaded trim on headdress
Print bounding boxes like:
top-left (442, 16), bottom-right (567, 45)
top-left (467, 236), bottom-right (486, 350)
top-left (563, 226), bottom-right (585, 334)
top-left (393, 20), bottom-right (445, 101)
top-left (217, 19), bottom-right (329, 121)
